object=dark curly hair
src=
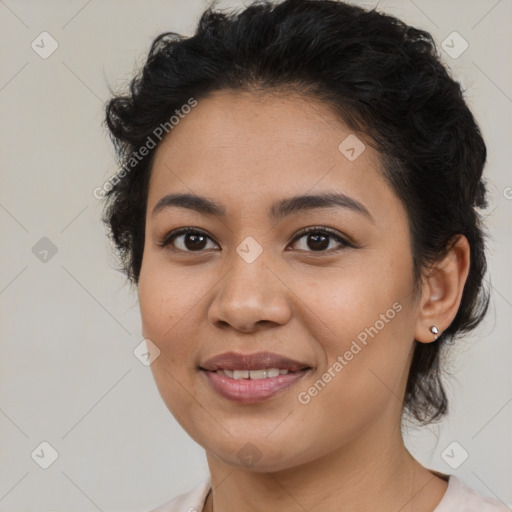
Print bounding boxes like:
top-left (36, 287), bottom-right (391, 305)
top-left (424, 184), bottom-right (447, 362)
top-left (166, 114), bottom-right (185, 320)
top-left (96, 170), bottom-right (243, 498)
top-left (102, 0), bottom-right (490, 424)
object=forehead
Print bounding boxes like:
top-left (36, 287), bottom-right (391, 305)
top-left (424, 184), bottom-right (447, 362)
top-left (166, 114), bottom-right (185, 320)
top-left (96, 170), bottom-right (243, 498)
top-left (153, 89), bottom-right (364, 165)
top-left (147, 90), bottom-right (400, 223)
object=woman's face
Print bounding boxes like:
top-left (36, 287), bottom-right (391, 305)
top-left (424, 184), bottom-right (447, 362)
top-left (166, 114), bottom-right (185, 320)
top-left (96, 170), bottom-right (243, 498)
top-left (138, 90), bottom-right (423, 471)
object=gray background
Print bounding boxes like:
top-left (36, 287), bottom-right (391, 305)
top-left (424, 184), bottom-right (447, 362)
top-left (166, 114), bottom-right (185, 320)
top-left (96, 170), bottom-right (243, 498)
top-left (0, 0), bottom-right (511, 510)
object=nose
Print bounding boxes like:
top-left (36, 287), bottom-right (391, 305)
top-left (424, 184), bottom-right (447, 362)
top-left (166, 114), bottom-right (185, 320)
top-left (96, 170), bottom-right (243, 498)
top-left (208, 250), bottom-right (292, 334)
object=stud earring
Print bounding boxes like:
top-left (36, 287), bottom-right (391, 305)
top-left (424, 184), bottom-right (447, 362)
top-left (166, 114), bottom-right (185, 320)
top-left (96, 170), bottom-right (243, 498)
top-left (430, 325), bottom-right (439, 340)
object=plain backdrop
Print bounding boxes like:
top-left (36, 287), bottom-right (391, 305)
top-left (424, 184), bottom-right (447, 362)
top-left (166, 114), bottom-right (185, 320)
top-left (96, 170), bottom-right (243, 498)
top-left (0, 0), bottom-right (511, 510)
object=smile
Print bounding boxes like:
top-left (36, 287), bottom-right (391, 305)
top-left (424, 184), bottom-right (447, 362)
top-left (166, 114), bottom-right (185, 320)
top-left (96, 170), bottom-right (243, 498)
top-left (213, 368), bottom-right (290, 379)
top-left (201, 367), bottom-right (310, 404)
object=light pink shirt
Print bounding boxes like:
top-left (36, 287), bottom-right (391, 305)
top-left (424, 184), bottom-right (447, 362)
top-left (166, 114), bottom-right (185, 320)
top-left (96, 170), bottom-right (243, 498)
top-left (147, 475), bottom-right (511, 512)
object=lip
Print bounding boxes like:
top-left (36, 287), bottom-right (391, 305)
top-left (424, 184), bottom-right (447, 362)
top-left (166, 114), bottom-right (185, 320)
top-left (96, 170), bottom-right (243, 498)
top-left (201, 368), bottom-right (310, 404)
top-left (200, 351), bottom-right (310, 372)
top-left (199, 351), bottom-right (311, 404)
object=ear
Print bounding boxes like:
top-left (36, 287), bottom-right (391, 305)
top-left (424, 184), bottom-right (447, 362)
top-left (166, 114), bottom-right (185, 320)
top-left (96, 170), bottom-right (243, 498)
top-left (414, 235), bottom-right (471, 343)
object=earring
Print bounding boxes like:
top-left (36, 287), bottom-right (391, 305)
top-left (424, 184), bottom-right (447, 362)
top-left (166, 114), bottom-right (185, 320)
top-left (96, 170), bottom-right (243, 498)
top-left (430, 325), bottom-right (439, 340)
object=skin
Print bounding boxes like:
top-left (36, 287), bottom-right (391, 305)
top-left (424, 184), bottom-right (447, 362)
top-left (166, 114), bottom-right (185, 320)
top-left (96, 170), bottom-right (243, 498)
top-left (137, 90), bottom-right (470, 511)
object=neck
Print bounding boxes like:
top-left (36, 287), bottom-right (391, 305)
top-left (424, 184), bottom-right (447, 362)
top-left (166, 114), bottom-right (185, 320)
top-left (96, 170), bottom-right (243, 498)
top-left (203, 417), bottom-right (448, 512)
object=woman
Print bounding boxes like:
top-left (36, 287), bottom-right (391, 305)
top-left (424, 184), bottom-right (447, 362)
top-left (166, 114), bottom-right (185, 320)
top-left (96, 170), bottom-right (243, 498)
top-left (101, 0), bottom-right (508, 510)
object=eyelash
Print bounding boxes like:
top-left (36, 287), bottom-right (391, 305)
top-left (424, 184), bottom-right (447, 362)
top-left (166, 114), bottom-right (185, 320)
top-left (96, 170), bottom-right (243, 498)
top-left (158, 226), bottom-right (353, 254)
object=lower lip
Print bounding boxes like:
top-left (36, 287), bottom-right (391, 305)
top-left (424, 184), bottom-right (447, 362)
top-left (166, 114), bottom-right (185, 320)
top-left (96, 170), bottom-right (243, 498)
top-left (201, 369), bottom-right (309, 404)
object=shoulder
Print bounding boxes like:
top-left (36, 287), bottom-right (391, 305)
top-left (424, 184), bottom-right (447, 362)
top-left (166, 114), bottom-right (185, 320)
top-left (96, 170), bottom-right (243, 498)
top-left (435, 475), bottom-right (511, 512)
top-left (144, 477), bottom-right (211, 512)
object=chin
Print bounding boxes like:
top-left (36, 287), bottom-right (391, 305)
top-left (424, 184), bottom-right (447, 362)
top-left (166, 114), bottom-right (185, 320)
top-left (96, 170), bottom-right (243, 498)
top-left (201, 432), bottom-right (321, 473)
top-left (210, 446), bottom-right (305, 473)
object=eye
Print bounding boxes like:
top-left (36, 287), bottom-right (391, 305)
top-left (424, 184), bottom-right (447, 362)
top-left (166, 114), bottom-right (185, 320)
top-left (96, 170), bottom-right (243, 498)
top-left (159, 226), bottom-right (352, 254)
top-left (159, 228), bottom-right (219, 252)
top-left (289, 226), bottom-right (351, 253)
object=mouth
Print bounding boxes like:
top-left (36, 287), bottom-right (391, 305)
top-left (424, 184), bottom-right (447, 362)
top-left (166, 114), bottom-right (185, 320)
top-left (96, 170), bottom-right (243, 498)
top-left (199, 351), bottom-right (312, 404)
top-left (209, 368), bottom-right (295, 379)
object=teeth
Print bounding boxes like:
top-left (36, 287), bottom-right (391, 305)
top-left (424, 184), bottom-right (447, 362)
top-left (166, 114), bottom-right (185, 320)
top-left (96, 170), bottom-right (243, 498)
top-left (215, 368), bottom-right (289, 379)
top-left (249, 369), bottom-right (267, 380)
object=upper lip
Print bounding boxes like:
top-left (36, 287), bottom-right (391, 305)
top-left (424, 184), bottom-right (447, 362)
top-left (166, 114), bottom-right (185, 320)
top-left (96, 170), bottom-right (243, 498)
top-left (200, 351), bottom-right (311, 372)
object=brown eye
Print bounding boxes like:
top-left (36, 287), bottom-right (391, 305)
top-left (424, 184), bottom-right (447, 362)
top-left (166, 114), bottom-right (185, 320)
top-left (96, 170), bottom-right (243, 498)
top-left (290, 227), bottom-right (350, 253)
top-left (161, 228), bottom-right (218, 252)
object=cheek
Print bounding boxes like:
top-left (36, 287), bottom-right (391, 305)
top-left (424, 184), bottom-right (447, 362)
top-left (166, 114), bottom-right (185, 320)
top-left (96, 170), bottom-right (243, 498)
top-left (292, 293), bottom-right (413, 459)
top-left (139, 252), bottom-right (203, 332)
top-left (138, 257), bottom-right (202, 367)
top-left (303, 256), bottom-right (415, 402)
top-left (306, 259), bottom-right (411, 343)
top-left (137, 261), bottom-right (206, 424)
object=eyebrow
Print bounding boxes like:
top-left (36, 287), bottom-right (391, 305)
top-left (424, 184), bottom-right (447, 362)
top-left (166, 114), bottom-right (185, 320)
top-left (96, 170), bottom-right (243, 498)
top-left (151, 192), bottom-right (373, 222)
